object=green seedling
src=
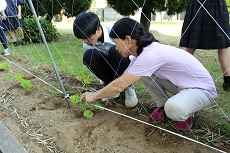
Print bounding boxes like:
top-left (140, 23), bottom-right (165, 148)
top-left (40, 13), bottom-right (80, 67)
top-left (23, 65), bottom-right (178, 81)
top-left (4, 73), bottom-right (11, 80)
top-left (69, 94), bottom-right (79, 104)
top-left (48, 89), bottom-right (61, 95)
top-left (14, 73), bottom-right (33, 91)
top-left (83, 110), bottom-right (94, 118)
top-left (94, 102), bottom-right (104, 110)
top-left (14, 73), bottom-right (24, 82)
top-left (20, 79), bottom-right (33, 91)
top-left (0, 61), bottom-right (11, 71)
top-left (83, 76), bottom-right (92, 85)
top-left (77, 70), bottom-right (92, 84)
top-left (77, 70), bottom-right (85, 81)
top-left (35, 85), bottom-right (43, 92)
top-left (69, 94), bottom-right (103, 118)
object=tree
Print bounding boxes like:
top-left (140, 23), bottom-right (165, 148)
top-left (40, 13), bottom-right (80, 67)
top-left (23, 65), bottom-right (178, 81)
top-left (226, 0), bottom-right (230, 13)
top-left (23, 0), bottom-right (92, 21)
top-left (23, 0), bottom-right (63, 20)
top-left (107, 0), bottom-right (189, 32)
top-left (62, 0), bottom-right (92, 18)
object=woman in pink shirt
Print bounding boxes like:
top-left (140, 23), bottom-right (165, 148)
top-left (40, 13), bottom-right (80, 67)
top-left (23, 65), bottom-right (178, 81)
top-left (81, 18), bottom-right (217, 131)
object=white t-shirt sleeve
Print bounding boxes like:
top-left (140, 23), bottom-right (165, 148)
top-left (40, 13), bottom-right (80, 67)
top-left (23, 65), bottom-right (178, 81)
top-left (126, 42), bottom-right (217, 98)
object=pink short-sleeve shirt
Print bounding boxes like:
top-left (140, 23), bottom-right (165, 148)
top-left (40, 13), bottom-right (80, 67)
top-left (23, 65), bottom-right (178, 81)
top-left (127, 42), bottom-right (217, 99)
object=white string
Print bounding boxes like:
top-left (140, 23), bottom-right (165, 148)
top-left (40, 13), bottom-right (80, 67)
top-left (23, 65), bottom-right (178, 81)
top-left (1, 0), bottom-right (229, 151)
top-left (0, 55), bottom-right (63, 94)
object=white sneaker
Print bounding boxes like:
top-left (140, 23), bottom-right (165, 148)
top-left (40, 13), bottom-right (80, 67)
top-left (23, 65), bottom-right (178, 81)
top-left (99, 80), bottom-right (105, 85)
top-left (101, 93), bottom-right (120, 102)
top-left (4, 48), bottom-right (10, 56)
top-left (125, 87), bottom-right (138, 108)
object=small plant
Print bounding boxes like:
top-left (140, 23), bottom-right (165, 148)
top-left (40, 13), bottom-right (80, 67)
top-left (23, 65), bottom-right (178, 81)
top-left (14, 73), bottom-right (33, 91)
top-left (48, 89), bottom-right (61, 95)
top-left (14, 73), bottom-right (24, 82)
top-left (0, 61), bottom-right (11, 71)
top-left (70, 94), bottom-right (103, 118)
top-left (4, 73), bottom-right (11, 80)
top-left (36, 85), bottom-right (43, 92)
top-left (20, 79), bottom-right (33, 91)
top-left (77, 70), bottom-right (93, 84)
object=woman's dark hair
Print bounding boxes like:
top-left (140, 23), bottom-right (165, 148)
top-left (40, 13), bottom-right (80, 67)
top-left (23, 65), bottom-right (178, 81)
top-left (73, 12), bottom-right (101, 39)
top-left (110, 18), bottom-right (158, 56)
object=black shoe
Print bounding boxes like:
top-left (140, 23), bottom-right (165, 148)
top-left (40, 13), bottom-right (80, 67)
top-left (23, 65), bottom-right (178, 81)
top-left (13, 41), bottom-right (19, 46)
top-left (21, 40), bottom-right (27, 45)
top-left (223, 82), bottom-right (230, 91)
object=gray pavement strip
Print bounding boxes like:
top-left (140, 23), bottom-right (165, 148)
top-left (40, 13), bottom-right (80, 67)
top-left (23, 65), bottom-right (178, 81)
top-left (0, 120), bottom-right (28, 153)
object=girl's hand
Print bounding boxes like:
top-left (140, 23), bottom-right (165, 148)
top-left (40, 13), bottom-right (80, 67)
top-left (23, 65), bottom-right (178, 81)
top-left (80, 92), bottom-right (96, 103)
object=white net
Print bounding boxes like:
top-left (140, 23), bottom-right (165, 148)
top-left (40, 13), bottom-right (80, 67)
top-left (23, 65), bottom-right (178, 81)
top-left (0, 0), bottom-right (229, 152)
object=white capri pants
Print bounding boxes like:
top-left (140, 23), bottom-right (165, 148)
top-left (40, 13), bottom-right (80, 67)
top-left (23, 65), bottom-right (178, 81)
top-left (141, 75), bottom-right (214, 121)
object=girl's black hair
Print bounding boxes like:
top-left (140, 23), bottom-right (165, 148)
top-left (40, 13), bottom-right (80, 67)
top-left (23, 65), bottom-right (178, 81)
top-left (73, 12), bottom-right (101, 39)
top-left (110, 18), bottom-right (158, 56)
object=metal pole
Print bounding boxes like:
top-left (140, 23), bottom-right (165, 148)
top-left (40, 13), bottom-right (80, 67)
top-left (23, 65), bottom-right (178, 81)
top-left (28, 0), bottom-right (71, 108)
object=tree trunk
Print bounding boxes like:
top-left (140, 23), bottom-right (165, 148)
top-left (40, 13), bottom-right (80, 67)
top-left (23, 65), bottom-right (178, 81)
top-left (46, 12), bottom-right (53, 21)
top-left (140, 6), bottom-right (151, 32)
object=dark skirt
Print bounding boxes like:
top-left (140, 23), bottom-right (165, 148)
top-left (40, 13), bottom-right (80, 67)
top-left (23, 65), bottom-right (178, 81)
top-left (2, 16), bottom-right (25, 31)
top-left (179, 0), bottom-right (230, 49)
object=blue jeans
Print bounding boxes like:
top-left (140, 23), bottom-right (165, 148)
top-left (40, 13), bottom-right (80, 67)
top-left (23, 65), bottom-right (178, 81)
top-left (0, 19), bottom-right (8, 49)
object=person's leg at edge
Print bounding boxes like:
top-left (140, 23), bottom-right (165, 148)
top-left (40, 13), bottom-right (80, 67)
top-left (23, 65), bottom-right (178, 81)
top-left (8, 17), bottom-right (19, 46)
top-left (18, 27), bottom-right (24, 38)
top-left (184, 47), bottom-right (196, 55)
top-left (0, 34), bottom-right (10, 55)
top-left (10, 30), bottom-right (16, 42)
top-left (0, 20), bottom-right (10, 55)
top-left (218, 48), bottom-right (230, 91)
top-left (0, 34), bottom-right (8, 49)
top-left (17, 27), bottom-right (24, 39)
top-left (0, 20), bottom-right (8, 49)
top-left (17, 19), bottom-right (27, 45)
top-left (9, 29), bottom-right (19, 46)
top-left (164, 89), bottom-right (214, 131)
top-left (17, 26), bottom-right (26, 45)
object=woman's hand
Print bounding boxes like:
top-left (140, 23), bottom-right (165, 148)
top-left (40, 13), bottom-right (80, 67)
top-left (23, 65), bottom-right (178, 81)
top-left (80, 92), bottom-right (97, 103)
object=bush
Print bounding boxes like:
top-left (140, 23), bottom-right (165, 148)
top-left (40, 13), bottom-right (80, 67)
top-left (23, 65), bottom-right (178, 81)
top-left (24, 18), bottom-right (60, 43)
